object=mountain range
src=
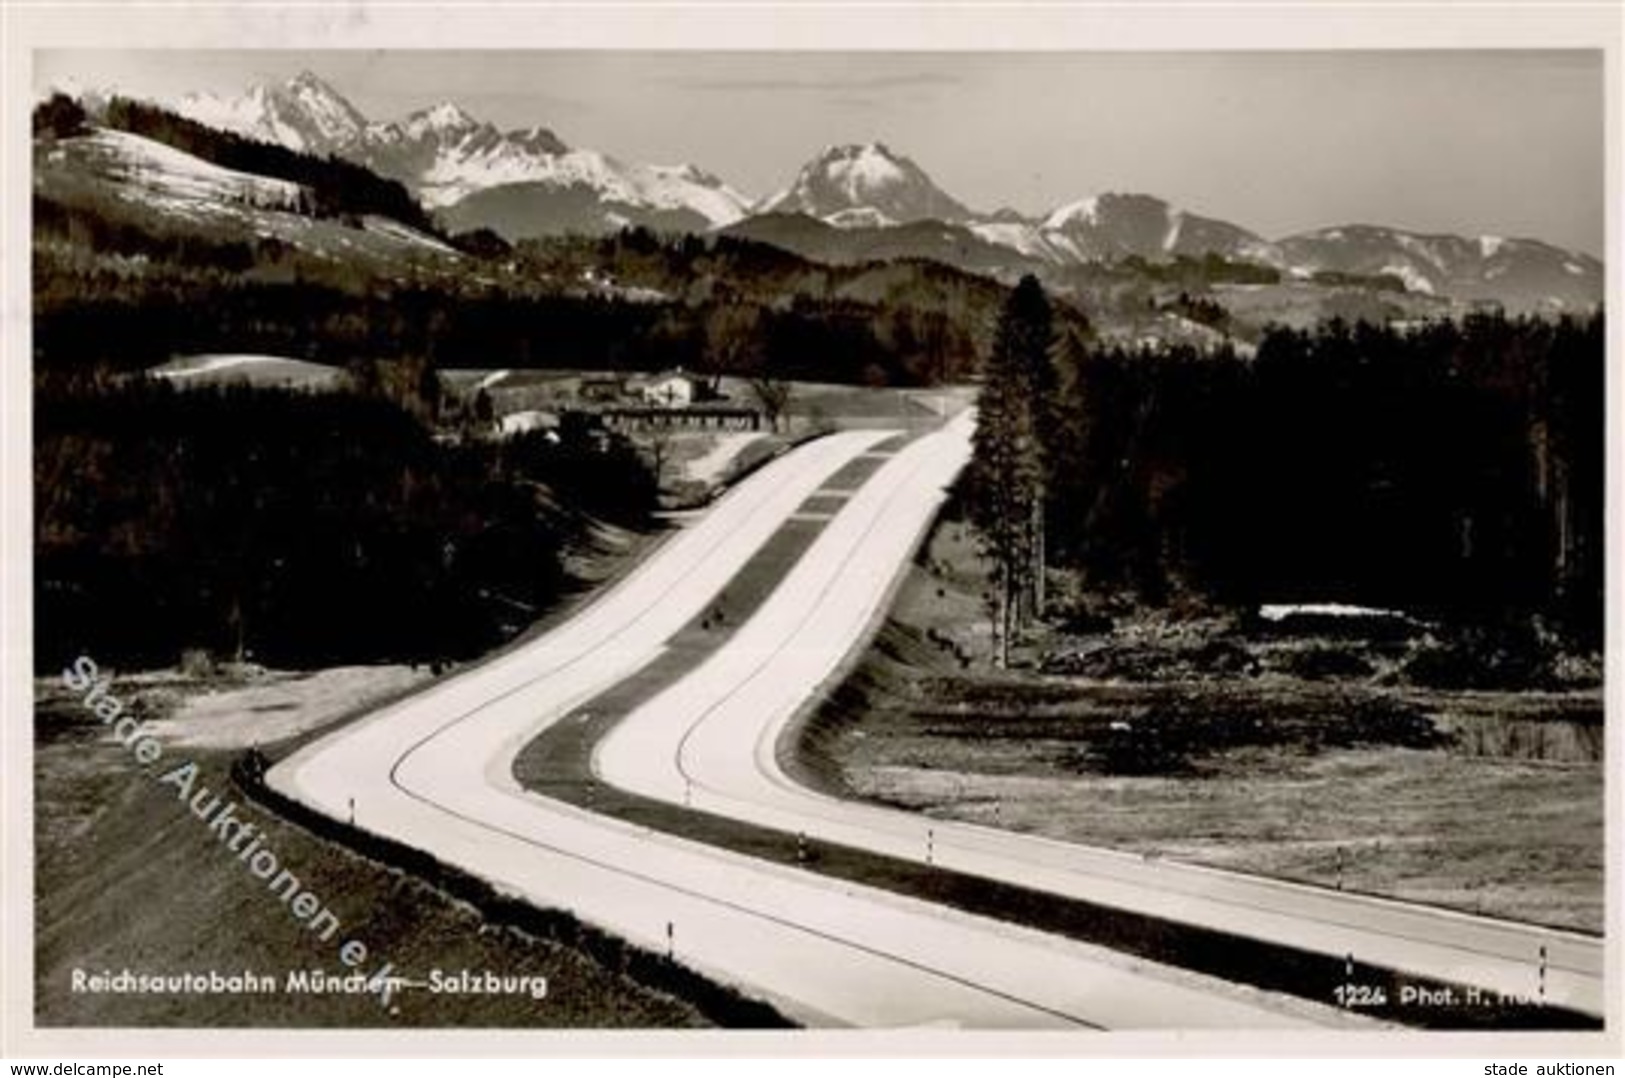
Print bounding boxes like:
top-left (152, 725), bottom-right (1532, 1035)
top-left (168, 71), bottom-right (754, 234)
top-left (42, 70), bottom-right (1604, 313)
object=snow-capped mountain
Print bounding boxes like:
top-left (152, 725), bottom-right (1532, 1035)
top-left (1279, 225), bottom-right (1603, 310)
top-left (759, 142), bottom-right (972, 226)
top-left (42, 70), bottom-right (1604, 311)
top-left (741, 146), bottom-right (1601, 310)
top-left (356, 102), bottom-right (569, 207)
top-left (436, 158), bottom-right (755, 240)
top-left (961, 194), bottom-right (1285, 268)
top-left (176, 71), bottom-right (368, 156)
top-left (757, 146), bottom-right (1283, 265)
top-left (171, 71), bottom-right (752, 232)
top-left (1039, 193), bottom-right (1285, 266)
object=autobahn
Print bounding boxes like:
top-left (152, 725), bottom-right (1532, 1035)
top-left (590, 412), bottom-right (1605, 1023)
top-left (269, 420), bottom-right (1360, 1029)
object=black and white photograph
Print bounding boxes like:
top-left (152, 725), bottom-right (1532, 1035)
top-left (2, 1), bottom-right (1619, 1064)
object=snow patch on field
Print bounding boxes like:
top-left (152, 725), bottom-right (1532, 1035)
top-left (1378, 262), bottom-right (1435, 295)
top-left (141, 664), bottom-right (433, 749)
top-left (1393, 232), bottom-right (1447, 274)
top-left (1162, 213), bottom-right (1183, 252)
top-left (150, 354), bottom-right (340, 389)
top-left (826, 206), bottom-right (898, 229)
top-left (44, 129), bottom-right (458, 265)
top-left (154, 354), bottom-right (281, 377)
top-left (1258, 603), bottom-right (1410, 622)
top-left (684, 432), bottom-right (768, 483)
top-left (362, 214), bottom-right (458, 254)
top-left (967, 221), bottom-right (1070, 263)
top-left (77, 128), bottom-right (304, 211)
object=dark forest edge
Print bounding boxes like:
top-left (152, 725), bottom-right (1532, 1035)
top-left (966, 278), bottom-right (1602, 661)
top-left (35, 374), bottom-right (660, 671)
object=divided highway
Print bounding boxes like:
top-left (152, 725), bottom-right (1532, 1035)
top-left (592, 412), bottom-right (1606, 1022)
top-left (269, 421), bottom-right (1355, 1029)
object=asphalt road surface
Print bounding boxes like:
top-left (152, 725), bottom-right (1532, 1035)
top-left (591, 412), bottom-right (1605, 1022)
top-left (270, 422), bottom-right (1359, 1029)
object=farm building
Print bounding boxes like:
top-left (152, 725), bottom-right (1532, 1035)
top-left (598, 405), bottom-right (761, 432)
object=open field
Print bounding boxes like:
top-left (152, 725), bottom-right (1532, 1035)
top-left (796, 519), bottom-right (1605, 934)
top-left (34, 679), bottom-right (709, 1027)
top-left (134, 664), bottom-right (432, 750)
top-left (645, 429), bottom-right (792, 507)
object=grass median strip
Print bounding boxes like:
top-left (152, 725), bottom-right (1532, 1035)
top-left (506, 435), bottom-right (1598, 1031)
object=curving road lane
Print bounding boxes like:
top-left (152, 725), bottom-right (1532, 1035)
top-left (269, 422), bottom-right (1352, 1029)
top-left (590, 411), bottom-right (1605, 1022)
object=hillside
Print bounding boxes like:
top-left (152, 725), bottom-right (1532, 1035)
top-left (34, 123), bottom-right (461, 278)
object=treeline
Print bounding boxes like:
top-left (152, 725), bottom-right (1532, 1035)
top-left (35, 374), bottom-right (658, 671)
top-left (1119, 252), bottom-right (1281, 286)
top-left (1050, 312), bottom-right (1604, 640)
top-left (34, 269), bottom-right (662, 373)
top-left (34, 239), bottom-right (1001, 388)
top-left (515, 227), bottom-right (1029, 383)
top-left (35, 192), bottom-right (285, 275)
top-left (1061, 252), bottom-right (1283, 291)
top-left (970, 279), bottom-right (1603, 646)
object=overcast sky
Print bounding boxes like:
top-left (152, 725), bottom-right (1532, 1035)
top-left (37, 50), bottom-right (1604, 255)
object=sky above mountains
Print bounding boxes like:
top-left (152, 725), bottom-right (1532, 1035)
top-left (36, 49), bottom-right (1604, 256)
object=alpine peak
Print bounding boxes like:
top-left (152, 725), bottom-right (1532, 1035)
top-left (761, 140), bottom-right (972, 225)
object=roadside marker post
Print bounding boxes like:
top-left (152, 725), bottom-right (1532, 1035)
top-left (1540, 944), bottom-right (1547, 1003)
top-left (927, 827), bottom-right (935, 866)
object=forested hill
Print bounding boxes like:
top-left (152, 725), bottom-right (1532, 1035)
top-left (34, 375), bottom-right (659, 670)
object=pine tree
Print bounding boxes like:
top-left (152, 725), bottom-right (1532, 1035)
top-left (967, 275), bottom-right (1055, 666)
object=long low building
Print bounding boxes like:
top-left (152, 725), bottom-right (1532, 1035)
top-left (597, 405), bottom-right (761, 432)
